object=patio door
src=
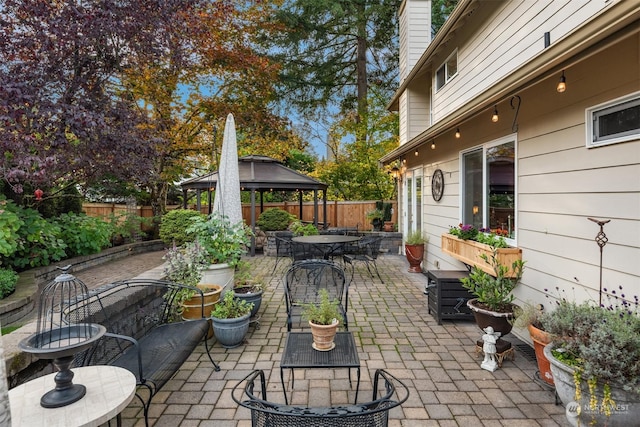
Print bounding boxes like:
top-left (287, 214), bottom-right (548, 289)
top-left (403, 168), bottom-right (422, 239)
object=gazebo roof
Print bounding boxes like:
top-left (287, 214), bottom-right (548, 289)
top-left (180, 155), bottom-right (327, 192)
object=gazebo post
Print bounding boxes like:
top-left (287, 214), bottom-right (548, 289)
top-left (182, 189), bottom-right (188, 209)
top-left (208, 189), bottom-right (212, 214)
top-left (323, 190), bottom-right (328, 229)
top-left (313, 190), bottom-right (319, 229)
top-left (250, 189), bottom-right (256, 256)
top-left (298, 191), bottom-right (303, 220)
top-left (196, 189), bottom-right (202, 213)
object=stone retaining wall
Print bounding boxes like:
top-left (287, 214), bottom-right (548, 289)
top-left (0, 240), bottom-right (164, 327)
top-left (1, 241), bottom-right (165, 387)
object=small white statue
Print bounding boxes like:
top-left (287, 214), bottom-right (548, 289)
top-left (481, 326), bottom-right (499, 372)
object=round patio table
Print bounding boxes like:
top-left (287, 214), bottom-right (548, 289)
top-left (292, 235), bottom-right (361, 260)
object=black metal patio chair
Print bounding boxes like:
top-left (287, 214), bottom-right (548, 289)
top-left (232, 369), bottom-right (410, 427)
top-left (283, 259), bottom-right (349, 331)
top-left (343, 234), bottom-right (384, 283)
top-left (272, 233), bottom-right (294, 273)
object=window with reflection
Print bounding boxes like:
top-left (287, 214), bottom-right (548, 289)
top-left (462, 137), bottom-right (516, 240)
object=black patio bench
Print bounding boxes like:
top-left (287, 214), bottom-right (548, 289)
top-left (232, 369), bottom-right (409, 427)
top-left (66, 278), bottom-right (220, 427)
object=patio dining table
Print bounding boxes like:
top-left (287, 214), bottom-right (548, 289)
top-left (291, 235), bottom-right (361, 260)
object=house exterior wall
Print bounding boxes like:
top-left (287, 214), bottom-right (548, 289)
top-left (392, 0), bottom-right (640, 332)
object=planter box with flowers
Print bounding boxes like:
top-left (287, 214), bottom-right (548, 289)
top-left (442, 224), bottom-right (521, 277)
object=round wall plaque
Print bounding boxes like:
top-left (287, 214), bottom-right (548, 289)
top-left (431, 169), bottom-right (444, 201)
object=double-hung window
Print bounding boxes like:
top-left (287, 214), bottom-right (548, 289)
top-left (435, 50), bottom-right (457, 91)
top-left (461, 135), bottom-right (517, 242)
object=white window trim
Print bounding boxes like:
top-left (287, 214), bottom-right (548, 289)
top-left (434, 50), bottom-right (458, 92)
top-left (586, 91), bottom-right (640, 148)
top-left (459, 134), bottom-right (518, 246)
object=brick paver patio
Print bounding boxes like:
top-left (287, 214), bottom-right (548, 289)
top-left (115, 252), bottom-right (566, 426)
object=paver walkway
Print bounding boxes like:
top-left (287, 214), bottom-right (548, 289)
top-left (100, 252), bottom-right (567, 426)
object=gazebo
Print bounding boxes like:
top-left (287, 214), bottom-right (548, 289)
top-left (180, 155), bottom-right (329, 255)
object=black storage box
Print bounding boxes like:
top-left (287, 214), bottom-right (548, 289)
top-left (425, 270), bottom-right (475, 324)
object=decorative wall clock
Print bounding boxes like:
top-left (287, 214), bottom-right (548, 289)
top-left (431, 169), bottom-right (444, 201)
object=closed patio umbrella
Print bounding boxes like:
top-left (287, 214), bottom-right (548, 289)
top-left (213, 113), bottom-right (242, 225)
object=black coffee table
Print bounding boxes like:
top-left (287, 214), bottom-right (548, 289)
top-left (280, 332), bottom-right (361, 404)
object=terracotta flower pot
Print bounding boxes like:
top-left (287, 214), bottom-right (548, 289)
top-left (181, 284), bottom-right (223, 320)
top-left (405, 244), bottom-right (425, 273)
top-left (181, 284), bottom-right (223, 339)
top-left (528, 323), bottom-right (554, 385)
top-left (309, 320), bottom-right (339, 351)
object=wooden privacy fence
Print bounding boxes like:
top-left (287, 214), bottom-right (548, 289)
top-left (82, 201), bottom-right (397, 230)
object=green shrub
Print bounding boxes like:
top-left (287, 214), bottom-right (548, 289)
top-left (290, 221), bottom-right (318, 236)
top-left (9, 208), bottom-right (66, 270)
top-left (0, 197), bottom-right (23, 259)
top-left (256, 208), bottom-right (295, 231)
top-left (0, 268), bottom-right (18, 299)
top-left (107, 212), bottom-right (154, 244)
top-left (159, 209), bottom-right (205, 246)
top-left (53, 213), bottom-right (112, 257)
top-left (0, 201), bottom-right (66, 271)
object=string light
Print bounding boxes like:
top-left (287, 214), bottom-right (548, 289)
top-left (431, 141), bottom-right (436, 150)
top-left (557, 70), bottom-right (566, 93)
top-left (491, 106), bottom-right (499, 123)
top-left (455, 127), bottom-right (461, 138)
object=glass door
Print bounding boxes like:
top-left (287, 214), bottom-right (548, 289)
top-left (403, 168), bottom-right (423, 238)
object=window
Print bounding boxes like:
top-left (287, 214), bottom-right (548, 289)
top-left (461, 136), bottom-right (516, 241)
top-left (587, 92), bottom-right (640, 148)
top-left (435, 50), bottom-right (457, 91)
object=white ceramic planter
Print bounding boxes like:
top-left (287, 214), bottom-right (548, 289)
top-left (200, 263), bottom-right (235, 293)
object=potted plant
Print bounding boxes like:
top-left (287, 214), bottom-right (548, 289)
top-left (301, 289), bottom-right (343, 351)
top-left (461, 249), bottom-right (525, 338)
top-left (512, 303), bottom-right (554, 386)
top-left (366, 209), bottom-right (384, 231)
top-left (442, 224), bottom-right (522, 277)
top-left (404, 231), bottom-right (428, 273)
top-left (540, 287), bottom-right (640, 425)
top-left (186, 212), bottom-right (252, 292)
top-left (233, 261), bottom-right (264, 319)
top-left (163, 240), bottom-right (222, 324)
top-left (210, 290), bottom-right (254, 348)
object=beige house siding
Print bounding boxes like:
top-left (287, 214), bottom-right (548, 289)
top-left (402, 74), bottom-right (432, 144)
top-left (430, 0), bottom-right (616, 125)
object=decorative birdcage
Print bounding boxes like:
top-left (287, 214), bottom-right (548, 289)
top-left (19, 266), bottom-right (105, 408)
